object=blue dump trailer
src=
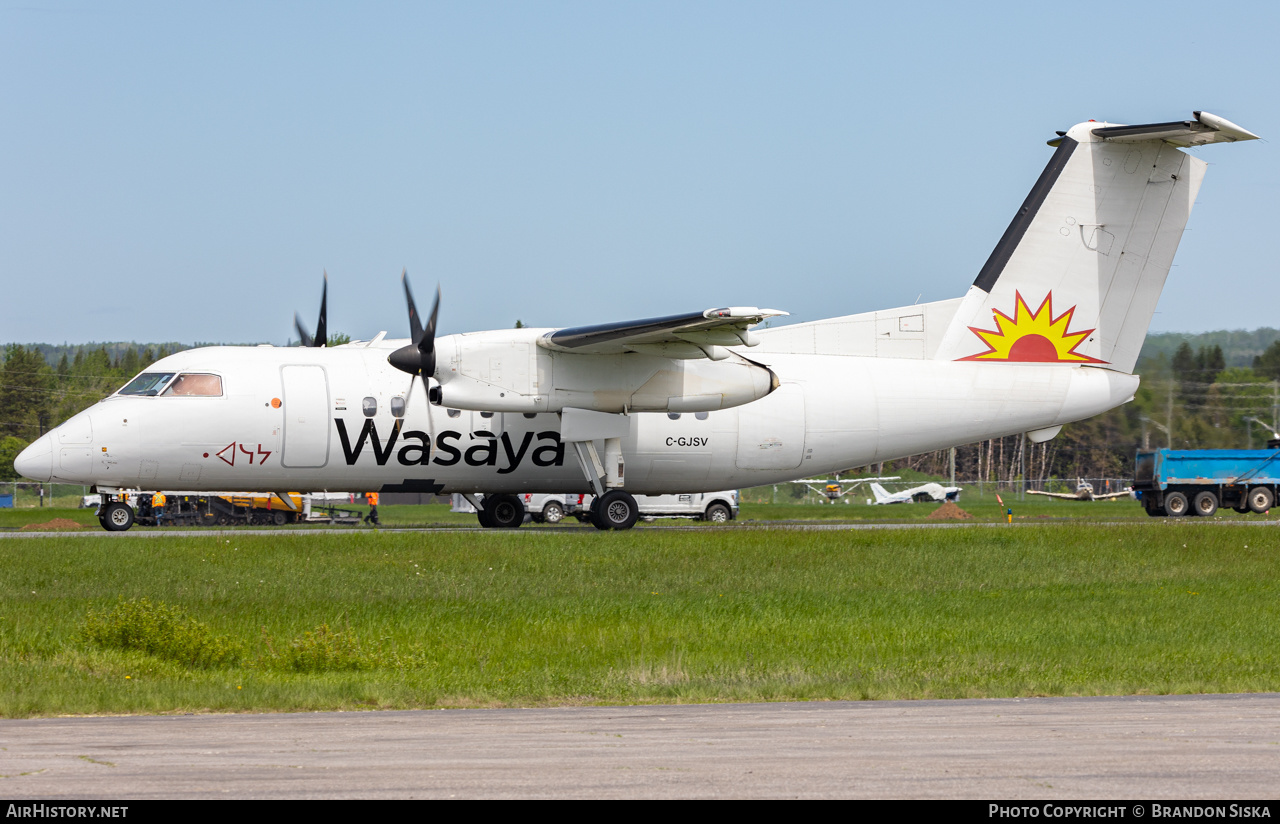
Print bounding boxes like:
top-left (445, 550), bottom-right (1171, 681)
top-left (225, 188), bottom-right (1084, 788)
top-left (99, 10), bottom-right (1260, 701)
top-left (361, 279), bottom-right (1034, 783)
top-left (1134, 449), bottom-right (1280, 517)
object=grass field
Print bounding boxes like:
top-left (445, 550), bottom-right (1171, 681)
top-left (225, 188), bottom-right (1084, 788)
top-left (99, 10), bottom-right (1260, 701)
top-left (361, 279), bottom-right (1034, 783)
top-left (2, 518), bottom-right (1278, 717)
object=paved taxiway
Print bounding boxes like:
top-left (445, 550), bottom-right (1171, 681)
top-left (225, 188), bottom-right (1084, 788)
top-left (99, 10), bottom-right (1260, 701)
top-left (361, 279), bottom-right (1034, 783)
top-left (3, 694), bottom-right (1278, 798)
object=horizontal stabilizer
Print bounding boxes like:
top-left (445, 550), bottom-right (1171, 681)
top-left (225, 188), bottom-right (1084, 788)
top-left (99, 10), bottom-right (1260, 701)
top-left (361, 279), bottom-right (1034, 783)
top-left (1085, 111), bottom-right (1259, 147)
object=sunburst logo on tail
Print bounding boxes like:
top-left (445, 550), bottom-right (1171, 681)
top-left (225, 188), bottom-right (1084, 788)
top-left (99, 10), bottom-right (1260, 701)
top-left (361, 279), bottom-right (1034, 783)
top-left (959, 291), bottom-right (1105, 363)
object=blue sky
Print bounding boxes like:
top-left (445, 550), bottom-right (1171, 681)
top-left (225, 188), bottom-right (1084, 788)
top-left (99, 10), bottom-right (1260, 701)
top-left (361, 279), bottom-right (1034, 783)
top-left (2, 1), bottom-right (1276, 345)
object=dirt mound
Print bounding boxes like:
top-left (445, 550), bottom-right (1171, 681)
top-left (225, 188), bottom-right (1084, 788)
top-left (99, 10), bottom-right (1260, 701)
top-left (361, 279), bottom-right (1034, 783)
top-left (21, 519), bottom-right (85, 531)
top-left (927, 501), bottom-right (973, 520)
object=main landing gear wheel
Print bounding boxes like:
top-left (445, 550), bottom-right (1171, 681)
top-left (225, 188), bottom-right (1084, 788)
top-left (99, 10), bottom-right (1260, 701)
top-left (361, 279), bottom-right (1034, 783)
top-left (481, 494), bottom-right (525, 529)
top-left (101, 502), bottom-right (135, 532)
top-left (591, 490), bottom-right (639, 531)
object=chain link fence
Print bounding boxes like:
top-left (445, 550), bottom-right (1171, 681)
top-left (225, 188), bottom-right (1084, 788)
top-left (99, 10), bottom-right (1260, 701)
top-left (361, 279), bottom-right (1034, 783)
top-left (0, 483), bottom-right (94, 509)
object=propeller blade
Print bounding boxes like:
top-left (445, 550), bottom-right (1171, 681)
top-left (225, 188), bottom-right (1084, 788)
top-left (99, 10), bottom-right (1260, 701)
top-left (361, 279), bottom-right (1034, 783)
top-left (314, 271), bottom-right (328, 348)
top-left (390, 271), bottom-right (442, 379)
top-left (294, 312), bottom-right (314, 348)
top-left (403, 269), bottom-right (424, 344)
top-left (294, 272), bottom-right (328, 347)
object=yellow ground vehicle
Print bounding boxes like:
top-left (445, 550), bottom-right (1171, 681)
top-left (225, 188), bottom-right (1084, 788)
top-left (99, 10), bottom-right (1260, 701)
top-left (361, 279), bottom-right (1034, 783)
top-left (138, 492), bottom-right (304, 526)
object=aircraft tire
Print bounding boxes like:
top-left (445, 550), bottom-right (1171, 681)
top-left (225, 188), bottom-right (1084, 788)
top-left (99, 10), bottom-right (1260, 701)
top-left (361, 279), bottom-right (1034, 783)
top-left (1247, 486), bottom-right (1274, 514)
top-left (541, 502), bottom-right (564, 524)
top-left (596, 490), bottom-right (639, 531)
top-left (102, 502), bottom-right (135, 532)
top-left (1163, 491), bottom-right (1189, 517)
top-left (484, 494), bottom-right (525, 529)
top-left (704, 503), bottom-right (731, 523)
top-left (1191, 491), bottom-right (1218, 517)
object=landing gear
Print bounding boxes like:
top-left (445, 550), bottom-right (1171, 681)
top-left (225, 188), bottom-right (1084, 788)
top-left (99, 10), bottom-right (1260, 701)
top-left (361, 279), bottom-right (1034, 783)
top-left (100, 502), bottom-right (135, 532)
top-left (591, 490), bottom-right (639, 531)
top-left (478, 494), bottom-right (525, 529)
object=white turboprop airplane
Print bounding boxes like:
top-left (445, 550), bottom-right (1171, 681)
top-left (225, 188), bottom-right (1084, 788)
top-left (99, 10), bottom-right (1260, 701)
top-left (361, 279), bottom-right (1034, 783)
top-left (796, 477), bottom-right (900, 502)
top-left (867, 482), bottom-right (962, 506)
top-left (13, 111), bottom-right (1259, 531)
top-left (1027, 480), bottom-right (1133, 502)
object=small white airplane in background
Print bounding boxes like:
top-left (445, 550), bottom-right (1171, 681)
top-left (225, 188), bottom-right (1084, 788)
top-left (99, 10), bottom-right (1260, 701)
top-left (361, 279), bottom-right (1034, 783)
top-left (796, 476), bottom-right (901, 502)
top-left (13, 111), bottom-right (1259, 531)
top-left (867, 482), bottom-right (961, 505)
top-left (1028, 480), bottom-right (1134, 502)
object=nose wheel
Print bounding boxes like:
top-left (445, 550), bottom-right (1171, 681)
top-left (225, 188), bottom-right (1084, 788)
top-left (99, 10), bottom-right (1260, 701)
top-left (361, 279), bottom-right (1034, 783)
top-left (99, 502), bottom-right (136, 532)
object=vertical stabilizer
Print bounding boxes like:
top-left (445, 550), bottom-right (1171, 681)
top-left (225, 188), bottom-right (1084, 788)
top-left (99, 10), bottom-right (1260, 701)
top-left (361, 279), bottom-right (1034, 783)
top-left (869, 482), bottom-right (891, 503)
top-left (933, 112), bottom-right (1257, 373)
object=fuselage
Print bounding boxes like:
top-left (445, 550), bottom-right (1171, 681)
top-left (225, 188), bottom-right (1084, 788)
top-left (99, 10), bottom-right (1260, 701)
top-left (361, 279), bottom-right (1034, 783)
top-left (15, 338), bottom-right (1137, 495)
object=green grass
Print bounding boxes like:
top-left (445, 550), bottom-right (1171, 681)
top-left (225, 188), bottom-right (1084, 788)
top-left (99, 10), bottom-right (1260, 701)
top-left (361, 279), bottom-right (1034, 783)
top-left (1, 523), bottom-right (1278, 716)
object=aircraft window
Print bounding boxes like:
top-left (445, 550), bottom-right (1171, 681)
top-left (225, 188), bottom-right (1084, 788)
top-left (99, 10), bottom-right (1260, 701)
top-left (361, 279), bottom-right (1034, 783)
top-left (480, 411), bottom-right (494, 419)
top-left (447, 408), bottom-right (461, 418)
top-left (667, 412), bottom-right (681, 420)
top-left (118, 373), bottom-right (176, 396)
top-left (695, 412), bottom-right (709, 420)
top-left (163, 374), bottom-right (223, 397)
top-left (362, 397), bottom-right (377, 417)
top-left (390, 396), bottom-right (406, 418)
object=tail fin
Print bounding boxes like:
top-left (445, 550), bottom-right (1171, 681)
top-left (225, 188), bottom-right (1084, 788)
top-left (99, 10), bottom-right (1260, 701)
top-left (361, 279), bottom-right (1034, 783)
top-left (933, 111), bottom-right (1258, 373)
top-left (869, 482), bottom-right (891, 503)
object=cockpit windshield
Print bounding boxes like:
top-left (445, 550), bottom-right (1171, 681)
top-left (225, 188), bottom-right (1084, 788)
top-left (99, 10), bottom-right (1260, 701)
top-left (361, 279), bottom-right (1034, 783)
top-left (163, 374), bottom-right (223, 396)
top-left (118, 373), bottom-right (176, 396)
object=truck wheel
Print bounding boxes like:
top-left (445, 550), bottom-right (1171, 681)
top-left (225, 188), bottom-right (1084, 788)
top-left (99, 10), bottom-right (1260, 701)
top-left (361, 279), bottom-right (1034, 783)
top-left (272, 511), bottom-right (288, 526)
top-left (542, 502), bottom-right (564, 524)
top-left (1143, 497), bottom-right (1165, 517)
top-left (1247, 487), bottom-right (1274, 514)
top-left (1163, 491), bottom-right (1189, 517)
top-left (594, 490), bottom-right (638, 531)
top-left (704, 503), bottom-right (731, 523)
top-left (102, 502), bottom-right (135, 532)
top-left (1192, 491), bottom-right (1218, 517)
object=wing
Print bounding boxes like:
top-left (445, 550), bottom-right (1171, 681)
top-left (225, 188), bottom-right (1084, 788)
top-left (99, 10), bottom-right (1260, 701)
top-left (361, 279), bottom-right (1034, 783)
top-left (1027, 490), bottom-right (1078, 500)
top-left (1091, 490), bottom-right (1134, 500)
top-left (539, 307), bottom-right (788, 360)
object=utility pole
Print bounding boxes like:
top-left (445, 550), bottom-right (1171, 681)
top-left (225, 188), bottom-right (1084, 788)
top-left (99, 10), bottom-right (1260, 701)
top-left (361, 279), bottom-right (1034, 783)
top-left (949, 447), bottom-right (956, 489)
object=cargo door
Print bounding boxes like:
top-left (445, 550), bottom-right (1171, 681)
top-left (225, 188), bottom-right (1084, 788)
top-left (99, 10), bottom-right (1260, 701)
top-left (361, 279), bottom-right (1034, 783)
top-left (281, 365), bottom-right (330, 468)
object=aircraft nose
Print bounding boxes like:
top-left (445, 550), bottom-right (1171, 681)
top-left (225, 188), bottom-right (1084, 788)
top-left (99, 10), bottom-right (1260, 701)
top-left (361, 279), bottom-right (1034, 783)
top-left (13, 433), bottom-right (54, 482)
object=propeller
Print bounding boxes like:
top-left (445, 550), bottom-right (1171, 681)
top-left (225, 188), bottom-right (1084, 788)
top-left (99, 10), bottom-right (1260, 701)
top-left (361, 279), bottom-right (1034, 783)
top-left (294, 271), bottom-right (329, 347)
top-left (388, 270), bottom-right (441, 405)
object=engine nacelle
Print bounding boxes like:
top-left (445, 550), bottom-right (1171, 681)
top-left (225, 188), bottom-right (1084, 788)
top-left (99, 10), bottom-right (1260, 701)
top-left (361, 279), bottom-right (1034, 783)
top-left (429, 329), bottom-right (777, 413)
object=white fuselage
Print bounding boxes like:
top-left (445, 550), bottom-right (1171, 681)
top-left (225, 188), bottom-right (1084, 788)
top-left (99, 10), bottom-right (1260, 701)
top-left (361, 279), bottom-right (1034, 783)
top-left (20, 338), bottom-right (1136, 495)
